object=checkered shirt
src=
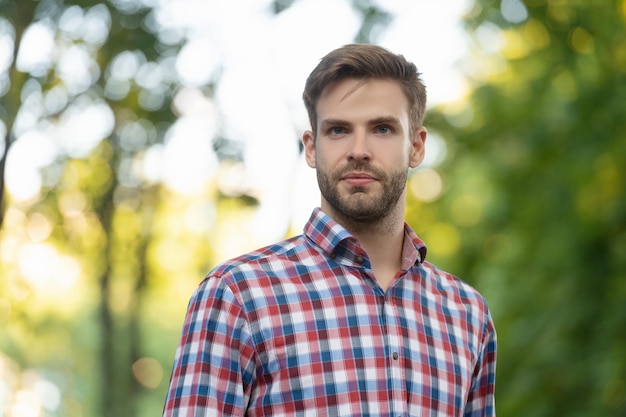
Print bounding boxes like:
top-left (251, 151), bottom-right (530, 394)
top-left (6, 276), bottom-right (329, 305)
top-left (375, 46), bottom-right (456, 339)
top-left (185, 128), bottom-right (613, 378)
top-left (163, 208), bottom-right (497, 416)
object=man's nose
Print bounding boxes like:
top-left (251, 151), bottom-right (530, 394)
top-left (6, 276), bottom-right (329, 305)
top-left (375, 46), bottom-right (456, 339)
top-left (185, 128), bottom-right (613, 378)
top-left (347, 130), bottom-right (372, 161)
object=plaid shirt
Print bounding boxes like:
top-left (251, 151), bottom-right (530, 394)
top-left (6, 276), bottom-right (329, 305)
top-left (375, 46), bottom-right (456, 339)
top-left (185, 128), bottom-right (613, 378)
top-left (163, 208), bottom-right (497, 417)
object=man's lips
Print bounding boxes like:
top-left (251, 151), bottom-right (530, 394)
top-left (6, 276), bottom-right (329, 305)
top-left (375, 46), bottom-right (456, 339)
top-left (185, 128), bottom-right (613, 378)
top-left (341, 172), bottom-right (377, 186)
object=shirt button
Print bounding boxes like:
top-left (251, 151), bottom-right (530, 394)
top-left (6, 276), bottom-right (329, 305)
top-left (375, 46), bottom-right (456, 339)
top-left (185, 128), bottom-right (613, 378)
top-left (356, 255), bottom-right (364, 263)
top-left (392, 352), bottom-right (399, 360)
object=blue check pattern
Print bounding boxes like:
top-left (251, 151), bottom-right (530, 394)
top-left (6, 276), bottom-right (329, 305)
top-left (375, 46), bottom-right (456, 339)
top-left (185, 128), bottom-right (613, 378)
top-left (163, 208), bottom-right (497, 416)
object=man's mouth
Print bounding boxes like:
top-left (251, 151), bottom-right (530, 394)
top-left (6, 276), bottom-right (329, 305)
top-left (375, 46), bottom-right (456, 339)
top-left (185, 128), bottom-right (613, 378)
top-left (341, 172), bottom-right (377, 187)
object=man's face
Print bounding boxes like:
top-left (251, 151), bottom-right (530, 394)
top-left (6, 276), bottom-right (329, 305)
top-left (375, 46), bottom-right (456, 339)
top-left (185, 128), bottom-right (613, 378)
top-left (303, 78), bottom-right (427, 224)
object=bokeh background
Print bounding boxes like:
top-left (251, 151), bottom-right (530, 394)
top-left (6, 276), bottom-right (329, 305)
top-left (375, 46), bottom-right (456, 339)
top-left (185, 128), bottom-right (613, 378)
top-left (1, 0), bottom-right (625, 416)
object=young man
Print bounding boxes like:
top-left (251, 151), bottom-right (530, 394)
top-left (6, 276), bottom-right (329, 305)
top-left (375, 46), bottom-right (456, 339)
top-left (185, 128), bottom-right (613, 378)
top-left (163, 44), bottom-right (497, 416)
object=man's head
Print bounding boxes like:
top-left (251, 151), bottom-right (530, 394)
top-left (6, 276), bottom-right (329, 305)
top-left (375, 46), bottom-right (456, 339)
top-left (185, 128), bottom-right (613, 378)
top-left (301, 46), bottom-right (428, 227)
top-left (303, 44), bottom-right (427, 137)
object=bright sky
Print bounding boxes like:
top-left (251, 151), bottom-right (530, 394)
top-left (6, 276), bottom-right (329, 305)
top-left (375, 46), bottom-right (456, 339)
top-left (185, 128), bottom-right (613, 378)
top-left (154, 0), bottom-right (473, 244)
top-left (5, 0), bottom-right (474, 246)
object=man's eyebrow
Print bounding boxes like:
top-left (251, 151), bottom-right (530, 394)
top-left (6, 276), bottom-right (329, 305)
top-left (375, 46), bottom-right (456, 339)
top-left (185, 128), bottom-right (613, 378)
top-left (369, 116), bottom-right (401, 125)
top-left (320, 118), bottom-right (350, 127)
top-left (320, 117), bottom-right (401, 127)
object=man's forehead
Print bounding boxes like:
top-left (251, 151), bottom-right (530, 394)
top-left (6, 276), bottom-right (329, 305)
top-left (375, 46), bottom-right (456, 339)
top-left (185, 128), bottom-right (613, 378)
top-left (316, 78), bottom-right (410, 123)
top-left (320, 77), bottom-right (391, 100)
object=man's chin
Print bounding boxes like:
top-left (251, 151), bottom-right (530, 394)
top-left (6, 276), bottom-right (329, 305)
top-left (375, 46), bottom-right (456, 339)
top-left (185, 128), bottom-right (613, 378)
top-left (335, 200), bottom-right (386, 222)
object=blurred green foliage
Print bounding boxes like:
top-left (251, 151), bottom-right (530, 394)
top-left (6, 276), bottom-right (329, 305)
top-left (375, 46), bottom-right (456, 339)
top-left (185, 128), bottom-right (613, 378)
top-left (419, 0), bottom-right (626, 415)
top-left (0, 1), bottom-right (625, 417)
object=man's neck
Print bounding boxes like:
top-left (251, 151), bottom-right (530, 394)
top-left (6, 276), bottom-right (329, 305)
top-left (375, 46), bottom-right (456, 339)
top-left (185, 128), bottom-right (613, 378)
top-left (331, 208), bottom-right (407, 291)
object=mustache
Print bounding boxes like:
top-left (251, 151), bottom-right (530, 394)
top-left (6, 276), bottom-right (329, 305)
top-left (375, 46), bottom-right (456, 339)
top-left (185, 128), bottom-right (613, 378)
top-left (333, 161), bottom-right (385, 180)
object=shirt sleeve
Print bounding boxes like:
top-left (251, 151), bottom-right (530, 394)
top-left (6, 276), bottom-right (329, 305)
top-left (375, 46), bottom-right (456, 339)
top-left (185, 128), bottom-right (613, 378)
top-left (162, 275), bottom-right (257, 417)
top-left (464, 308), bottom-right (497, 417)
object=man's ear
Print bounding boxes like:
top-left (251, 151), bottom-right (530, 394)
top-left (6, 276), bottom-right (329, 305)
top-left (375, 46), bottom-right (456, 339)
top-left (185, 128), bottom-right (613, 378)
top-left (409, 126), bottom-right (427, 169)
top-left (303, 130), bottom-right (316, 168)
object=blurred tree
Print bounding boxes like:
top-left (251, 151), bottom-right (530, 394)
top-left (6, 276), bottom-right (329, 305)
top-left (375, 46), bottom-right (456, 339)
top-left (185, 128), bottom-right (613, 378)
top-left (0, 0), bottom-right (35, 229)
top-left (0, 0), bottom-right (188, 416)
top-left (418, 0), bottom-right (626, 415)
top-left (0, 1), bottom-right (393, 416)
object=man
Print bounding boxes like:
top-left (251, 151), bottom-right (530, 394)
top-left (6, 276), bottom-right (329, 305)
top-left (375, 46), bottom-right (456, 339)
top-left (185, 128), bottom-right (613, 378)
top-left (163, 44), bottom-right (497, 416)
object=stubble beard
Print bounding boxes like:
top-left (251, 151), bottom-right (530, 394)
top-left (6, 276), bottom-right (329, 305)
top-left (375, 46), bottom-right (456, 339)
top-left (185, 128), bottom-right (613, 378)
top-left (317, 162), bottom-right (408, 225)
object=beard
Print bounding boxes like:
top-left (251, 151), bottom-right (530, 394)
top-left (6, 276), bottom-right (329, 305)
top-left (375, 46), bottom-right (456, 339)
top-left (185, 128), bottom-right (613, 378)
top-left (317, 161), bottom-right (408, 224)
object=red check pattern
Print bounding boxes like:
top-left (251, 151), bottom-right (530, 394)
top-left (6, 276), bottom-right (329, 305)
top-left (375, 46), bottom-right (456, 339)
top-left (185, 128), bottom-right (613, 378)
top-left (163, 208), bottom-right (496, 416)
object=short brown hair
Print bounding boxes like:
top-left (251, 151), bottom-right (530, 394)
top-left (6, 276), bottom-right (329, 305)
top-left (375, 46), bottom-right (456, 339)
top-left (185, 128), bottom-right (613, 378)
top-left (303, 44), bottom-right (427, 136)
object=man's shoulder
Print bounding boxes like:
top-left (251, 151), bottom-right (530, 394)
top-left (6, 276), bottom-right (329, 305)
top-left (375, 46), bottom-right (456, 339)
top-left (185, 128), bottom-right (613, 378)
top-left (418, 260), bottom-right (489, 310)
top-left (208, 233), bottom-right (309, 279)
top-left (192, 233), bottom-right (321, 308)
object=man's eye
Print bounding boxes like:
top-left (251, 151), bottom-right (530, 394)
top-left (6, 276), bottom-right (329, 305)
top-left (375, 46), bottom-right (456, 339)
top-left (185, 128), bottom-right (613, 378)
top-left (377, 125), bottom-right (391, 134)
top-left (329, 126), bottom-right (345, 135)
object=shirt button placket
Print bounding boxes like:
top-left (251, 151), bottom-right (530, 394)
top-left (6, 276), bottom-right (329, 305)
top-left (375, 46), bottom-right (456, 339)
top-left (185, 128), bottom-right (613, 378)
top-left (383, 295), bottom-right (405, 416)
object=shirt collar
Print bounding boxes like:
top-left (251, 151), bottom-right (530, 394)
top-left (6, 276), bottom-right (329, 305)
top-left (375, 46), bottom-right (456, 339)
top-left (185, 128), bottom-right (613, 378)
top-left (304, 208), bottom-right (427, 267)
